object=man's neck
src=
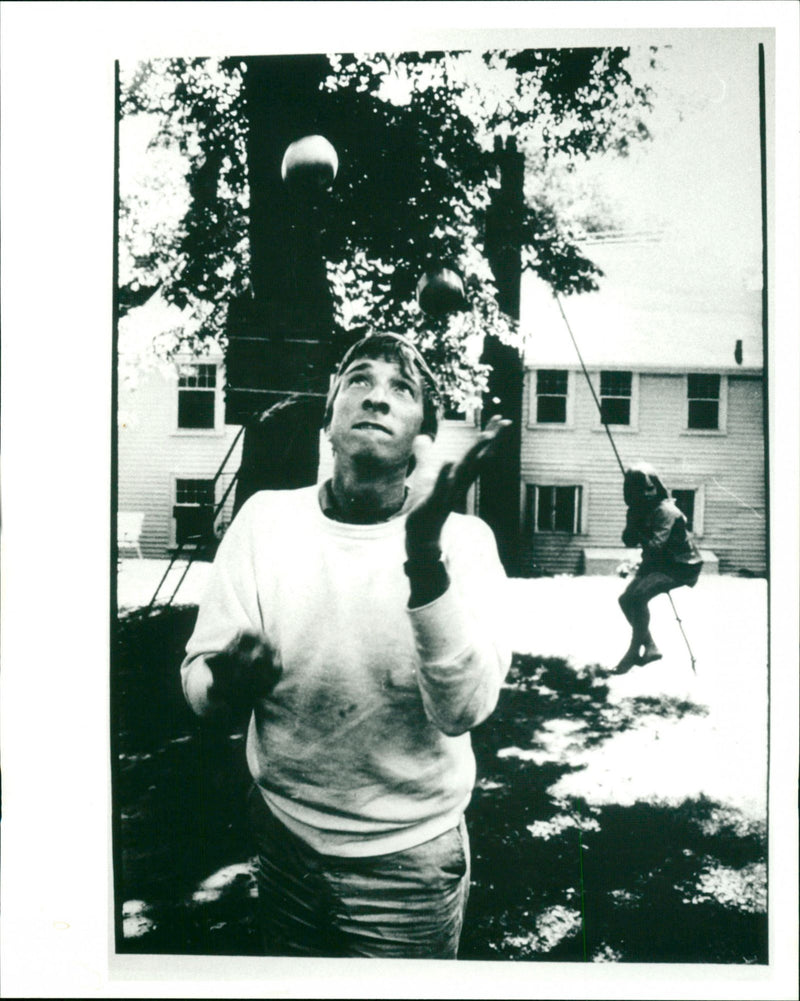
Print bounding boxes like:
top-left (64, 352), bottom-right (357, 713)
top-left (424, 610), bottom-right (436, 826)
top-left (328, 463), bottom-right (408, 524)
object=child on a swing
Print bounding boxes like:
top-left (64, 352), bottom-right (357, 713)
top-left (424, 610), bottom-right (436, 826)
top-left (615, 461), bottom-right (703, 673)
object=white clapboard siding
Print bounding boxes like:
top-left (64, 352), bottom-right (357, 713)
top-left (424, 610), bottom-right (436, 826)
top-left (520, 369), bottom-right (766, 576)
top-left (118, 362), bottom-right (244, 559)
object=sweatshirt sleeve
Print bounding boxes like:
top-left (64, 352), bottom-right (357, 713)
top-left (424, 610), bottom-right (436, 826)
top-left (180, 497), bottom-right (266, 716)
top-left (407, 516), bottom-right (511, 736)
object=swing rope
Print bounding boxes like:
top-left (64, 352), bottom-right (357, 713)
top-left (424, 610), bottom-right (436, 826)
top-left (553, 293), bottom-right (626, 478)
top-left (553, 291), bottom-right (697, 672)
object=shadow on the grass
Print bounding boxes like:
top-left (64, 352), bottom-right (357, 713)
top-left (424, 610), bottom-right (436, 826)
top-left (113, 616), bottom-right (767, 962)
top-left (460, 652), bottom-right (766, 963)
top-left (115, 605), bottom-right (263, 956)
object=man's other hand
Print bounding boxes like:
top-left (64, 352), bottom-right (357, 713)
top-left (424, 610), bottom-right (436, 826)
top-left (206, 630), bottom-right (280, 714)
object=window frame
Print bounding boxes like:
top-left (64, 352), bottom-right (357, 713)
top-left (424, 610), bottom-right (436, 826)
top-left (528, 369), bottom-right (574, 429)
top-left (442, 398), bottom-right (482, 426)
top-left (593, 370), bottom-right (639, 432)
top-left (169, 474), bottom-right (218, 549)
top-left (172, 358), bottom-right (224, 436)
top-left (669, 483), bottom-right (705, 537)
top-left (524, 481), bottom-right (586, 536)
top-left (683, 373), bottom-right (728, 435)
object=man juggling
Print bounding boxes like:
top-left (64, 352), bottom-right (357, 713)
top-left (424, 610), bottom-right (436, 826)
top-left (181, 332), bottom-right (512, 958)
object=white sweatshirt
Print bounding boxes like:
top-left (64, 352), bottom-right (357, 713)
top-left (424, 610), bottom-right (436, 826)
top-left (181, 485), bottom-right (511, 857)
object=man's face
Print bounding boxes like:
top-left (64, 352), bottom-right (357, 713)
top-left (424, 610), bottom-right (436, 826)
top-left (327, 355), bottom-right (425, 473)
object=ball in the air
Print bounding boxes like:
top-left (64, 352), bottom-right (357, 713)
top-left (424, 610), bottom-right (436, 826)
top-left (416, 268), bottom-right (467, 316)
top-left (281, 135), bottom-right (338, 190)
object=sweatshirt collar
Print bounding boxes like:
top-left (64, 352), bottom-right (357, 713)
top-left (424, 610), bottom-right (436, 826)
top-left (318, 479), bottom-right (413, 524)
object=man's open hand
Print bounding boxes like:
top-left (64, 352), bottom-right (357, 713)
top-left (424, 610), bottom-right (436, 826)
top-left (405, 415), bottom-right (512, 559)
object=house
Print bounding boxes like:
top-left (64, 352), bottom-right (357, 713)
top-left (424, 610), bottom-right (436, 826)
top-left (517, 234), bottom-right (766, 577)
top-left (117, 345), bottom-right (244, 559)
top-left (119, 234), bottom-right (765, 577)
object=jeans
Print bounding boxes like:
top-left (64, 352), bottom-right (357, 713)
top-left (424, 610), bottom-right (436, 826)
top-left (247, 785), bottom-right (470, 958)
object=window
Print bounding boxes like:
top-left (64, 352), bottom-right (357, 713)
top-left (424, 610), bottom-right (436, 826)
top-left (173, 478), bottom-right (215, 547)
top-left (535, 370), bottom-right (568, 424)
top-left (178, 363), bottom-right (217, 430)
top-left (527, 484), bottom-right (583, 534)
top-left (443, 402), bottom-right (467, 421)
top-left (687, 374), bottom-right (721, 430)
top-left (670, 486), bottom-right (704, 535)
top-left (671, 489), bottom-right (696, 531)
top-left (599, 371), bottom-right (632, 426)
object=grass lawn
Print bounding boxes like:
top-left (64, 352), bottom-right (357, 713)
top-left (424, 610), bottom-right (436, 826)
top-left (112, 573), bottom-right (768, 962)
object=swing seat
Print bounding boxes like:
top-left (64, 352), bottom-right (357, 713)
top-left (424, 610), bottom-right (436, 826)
top-left (582, 547), bottom-right (718, 576)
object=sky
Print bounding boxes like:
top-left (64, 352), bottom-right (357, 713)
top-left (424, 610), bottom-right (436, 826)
top-left (593, 32), bottom-right (763, 287)
top-left (520, 31), bottom-right (766, 365)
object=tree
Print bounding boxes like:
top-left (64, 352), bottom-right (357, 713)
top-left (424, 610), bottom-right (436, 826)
top-left (119, 58), bottom-right (250, 341)
top-left (118, 46), bottom-right (659, 569)
top-left (118, 46), bottom-right (659, 409)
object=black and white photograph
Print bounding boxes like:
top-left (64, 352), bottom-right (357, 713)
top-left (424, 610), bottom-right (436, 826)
top-left (1, 3), bottom-right (798, 999)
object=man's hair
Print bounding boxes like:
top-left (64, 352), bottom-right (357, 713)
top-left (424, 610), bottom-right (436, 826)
top-left (323, 333), bottom-right (441, 439)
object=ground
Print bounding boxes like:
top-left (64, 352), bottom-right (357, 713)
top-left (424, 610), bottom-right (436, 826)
top-left (114, 561), bottom-right (768, 962)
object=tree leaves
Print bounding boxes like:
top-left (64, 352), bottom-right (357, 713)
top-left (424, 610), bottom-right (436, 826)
top-left (118, 47), bottom-right (656, 403)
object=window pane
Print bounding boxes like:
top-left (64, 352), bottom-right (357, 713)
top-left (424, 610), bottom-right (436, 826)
top-left (537, 396), bottom-right (567, 423)
top-left (537, 486), bottom-right (554, 531)
top-left (600, 371), bottom-right (632, 396)
top-left (176, 479), bottom-right (214, 505)
top-left (525, 484), bottom-right (536, 534)
top-left (672, 490), bottom-right (695, 531)
top-left (174, 506), bottom-right (215, 546)
top-left (688, 374), bottom-right (720, 399)
top-left (197, 364), bottom-right (217, 388)
top-left (688, 399), bottom-right (719, 429)
top-left (537, 370), bottom-right (568, 395)
top-left (179, 363), bottom-right (217, 388)
top-left (600, 397), bottom-right (630, 425)
top-left (535, 485), bottom-right (580, 533)
top-left (553, 486), bottom-right (577, 532)
top-left (178, 389), bottom-right (215, 429)
top-left (443, 403), bottom-right (467, 421)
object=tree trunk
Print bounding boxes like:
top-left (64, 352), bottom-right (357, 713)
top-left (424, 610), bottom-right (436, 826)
top-left (226, 54), bottom-right (336, 514)
top-left (480, 136), bottom-right (525, 575)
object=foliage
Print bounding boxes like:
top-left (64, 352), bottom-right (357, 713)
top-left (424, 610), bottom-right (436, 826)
top-left (118, 58), bottom-right (250, 347)
top-left (118, 47), bottom-right (658, 406)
